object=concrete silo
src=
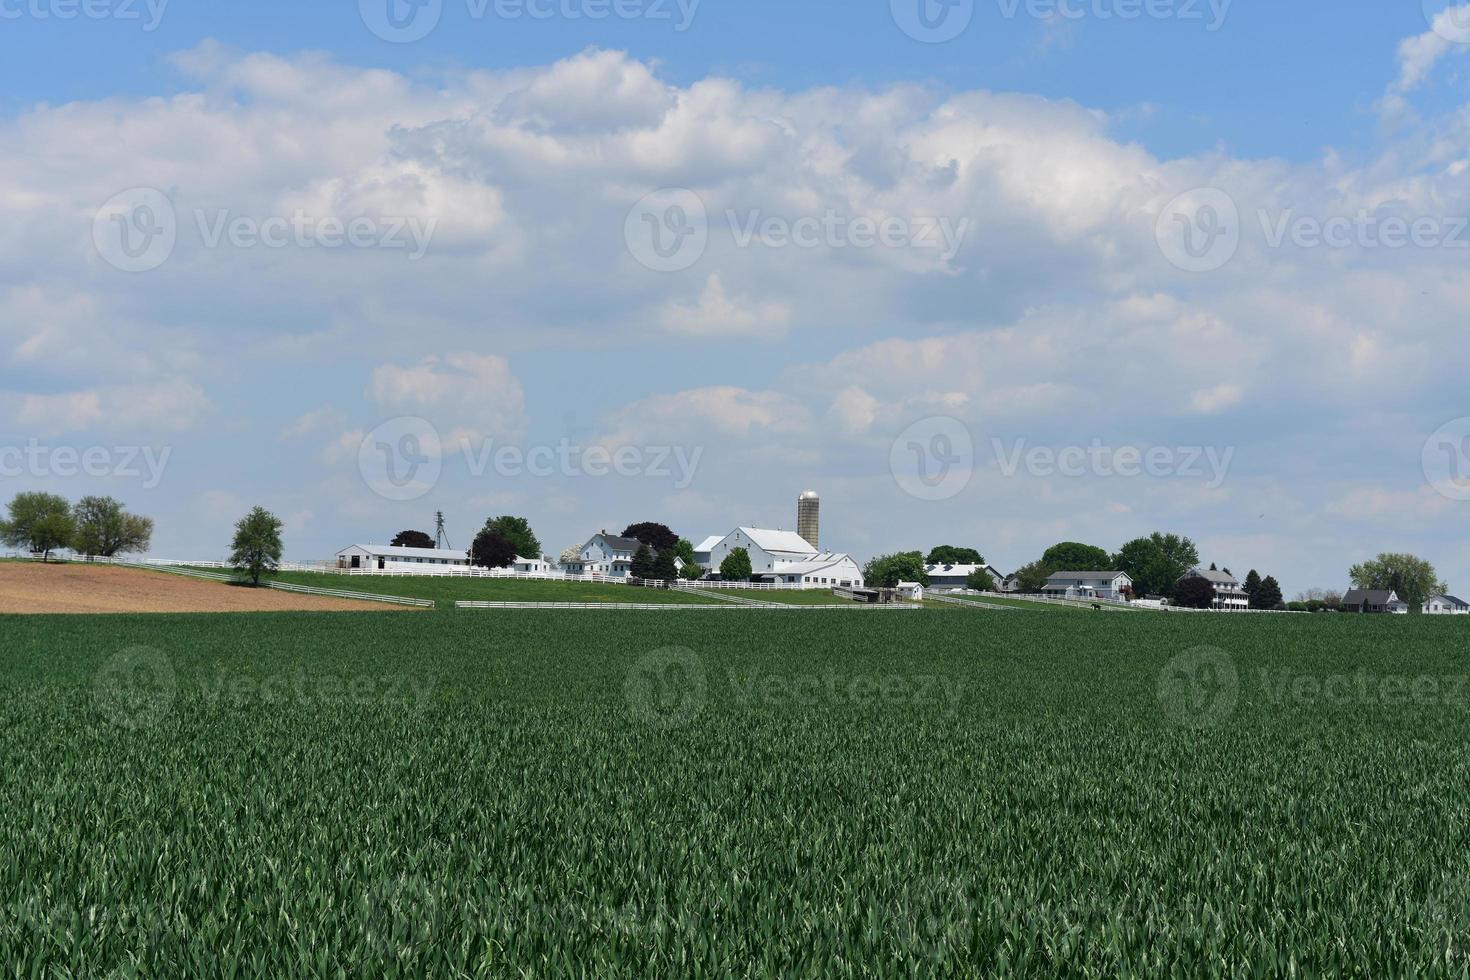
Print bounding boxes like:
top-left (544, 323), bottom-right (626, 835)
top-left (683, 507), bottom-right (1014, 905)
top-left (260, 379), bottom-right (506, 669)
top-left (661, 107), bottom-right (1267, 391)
top-left (797, 490), bottom-right (820, 550)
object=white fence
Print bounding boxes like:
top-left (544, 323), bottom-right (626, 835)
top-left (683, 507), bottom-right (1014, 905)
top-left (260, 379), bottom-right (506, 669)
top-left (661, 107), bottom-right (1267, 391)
top-left (456, 601), bottom-right (922, 612)
top-left (120, 561), bottom-right (434, 608)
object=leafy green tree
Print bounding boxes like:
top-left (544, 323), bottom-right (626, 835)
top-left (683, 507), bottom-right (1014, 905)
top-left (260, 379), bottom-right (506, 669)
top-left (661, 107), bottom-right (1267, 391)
top-left (926, 545), bottom-right (984, 566)
top-left (863, 552), bottom-right (930, 588)
top-left (652, 549), bottom-right (679, 582)
top-left (965, 568), bottom-right (995, 592)
top-left (468, 529), bottom-right (517, 570)
top-left (1349, 553), bottom-right (1446, 612)
top-left (631, 545), bottom-right (656, 579)
top-left (1173, 574), bottom-right (1216, 609)
top-left (0, 492), bottom-right (75, 561)
top-left (391, 530), bottom-right (435, 549)
top-left (1012, 561), bottom-right (1053, 593)
top-left (229, 507), bottom-right (283, 586)
top-left (622, 523), bottom-right (679, 552)
top-left (73, 496), bottom-right (153, 557)
top-left (479, 516), bottom-right (540, 560)
top-left (674, 539), bottom-right (704, 580)
top-left (1040, 542), bottom-right (1112, 571)
top-left (1255, 576), bottom-right (1285, 611)
top-left (1112, 533), bottom-right (1199, 598)
top-left (720, 547), bottom-right (753, 582)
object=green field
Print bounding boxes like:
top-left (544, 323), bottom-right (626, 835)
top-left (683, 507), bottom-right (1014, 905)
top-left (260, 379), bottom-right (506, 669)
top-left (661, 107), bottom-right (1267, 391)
top-left (4, 610), bottom-right (1470, 975)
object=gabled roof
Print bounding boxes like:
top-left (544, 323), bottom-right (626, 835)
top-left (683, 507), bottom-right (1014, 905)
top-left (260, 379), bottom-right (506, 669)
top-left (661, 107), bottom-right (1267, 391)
top-left (1046, 570), bottom-right (1128, 580)
top-left (771, 552), bottom-right (859, 575)
top-left (1185, 568), bottom-right (1240, 585)
top-left (341, 544), bottom-right (467, 561)
top-left (1434, 594), bottom-right (1470, 607)
top-left (591, 533), bottom-right (644, 552)
top-left (1343, 589), bottom-right (1401, 605)
top-left (693, 535), bottom-right (724, 554)
top-left (733, 527), bottom-right (818, 557)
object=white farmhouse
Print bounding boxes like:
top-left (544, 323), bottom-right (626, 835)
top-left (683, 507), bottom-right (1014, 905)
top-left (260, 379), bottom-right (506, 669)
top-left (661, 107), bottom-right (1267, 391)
top-left (560, 531), bottom-right (644, 578)
top-left (924, 563), bottom-right (1009, 592)
top-left (704, 527), bottom-right (864, 587)
top-left (1177, 568), bottom-right (1250, 611)
top-left (1041, 570), bottom-right (1133, 601)
top-left (1424, 594), bottom-right (1469, 615)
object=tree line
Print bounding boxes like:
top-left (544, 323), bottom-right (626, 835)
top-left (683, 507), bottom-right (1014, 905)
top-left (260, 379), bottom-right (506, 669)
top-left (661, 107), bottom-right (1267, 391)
top-left (0, 492), bottom-right (153, 561)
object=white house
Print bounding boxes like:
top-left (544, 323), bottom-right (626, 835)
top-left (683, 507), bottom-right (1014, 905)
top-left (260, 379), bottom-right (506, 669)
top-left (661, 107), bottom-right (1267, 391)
top-left (1178, 568), bottom-right (1249, 611)
top-left (895, 581), bottom-right (925, 601)
top-left (560, 531), bottom-right (643, 578)
top-left (1424, 594), bottom-right (1469, 615)
top-left (1042, 570), bottom-right (1133, 601)
top-left (703, 527), bottom-right (864, 587)
top-left (924, 563), bottom-right (1009, 592)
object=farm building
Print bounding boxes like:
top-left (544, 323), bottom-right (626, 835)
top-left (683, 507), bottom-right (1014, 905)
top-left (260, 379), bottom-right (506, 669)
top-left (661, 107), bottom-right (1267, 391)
top-left (335, 544), bottom-right (544, 574)
top-left (1176, 568), bottom-right (1250, 611)
top-left (700, 527), bottom-right (863, 587)
top-left (1042, 571), bottom-right (1133, 601)
top-left (1341, 589), bottom-right (1410, 614)
top-left (924, 563), bottom-right (1010, 592)
top-left (560, 532), bottom-right (644, 578)
top-left (1425, 594), bottom-right (1470, 615)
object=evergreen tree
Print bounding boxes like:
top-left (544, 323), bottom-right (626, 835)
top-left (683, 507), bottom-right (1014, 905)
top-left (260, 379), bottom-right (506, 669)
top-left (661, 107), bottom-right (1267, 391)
top-left (630, 544), bottom-right (656, 579)
top-left (1256, 575), bottom-right (1285, 610)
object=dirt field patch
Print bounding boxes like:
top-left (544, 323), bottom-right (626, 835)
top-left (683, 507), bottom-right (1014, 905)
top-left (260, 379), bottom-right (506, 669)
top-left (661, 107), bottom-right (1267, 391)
top-left (0, 563), bottom-right (417, 615)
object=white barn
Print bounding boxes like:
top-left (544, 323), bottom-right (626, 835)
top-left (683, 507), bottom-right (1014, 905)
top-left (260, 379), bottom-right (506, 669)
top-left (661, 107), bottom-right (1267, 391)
top-left (335, 544), bottom-right (544, 574)
top-left (703, 527), bottom-right (864, 588)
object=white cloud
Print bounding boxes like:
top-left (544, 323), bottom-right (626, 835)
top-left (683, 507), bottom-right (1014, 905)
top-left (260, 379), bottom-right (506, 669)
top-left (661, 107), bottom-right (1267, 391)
top-left (368, 353), bottom-right (527, 441)
top-left (658, 274), bottom-right (792, 338)
top-left (1190, 383), bottom-right (1244, 415)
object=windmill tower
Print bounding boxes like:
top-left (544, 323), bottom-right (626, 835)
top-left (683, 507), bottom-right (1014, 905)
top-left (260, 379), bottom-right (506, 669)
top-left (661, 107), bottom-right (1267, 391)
top-left (434, 511), bottom-right (451, 550)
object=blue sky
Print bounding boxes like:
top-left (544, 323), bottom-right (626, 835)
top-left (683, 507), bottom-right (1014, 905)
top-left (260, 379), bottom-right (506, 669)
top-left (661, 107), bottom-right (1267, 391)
top-left (2, 1), bottom-right (1469, 594)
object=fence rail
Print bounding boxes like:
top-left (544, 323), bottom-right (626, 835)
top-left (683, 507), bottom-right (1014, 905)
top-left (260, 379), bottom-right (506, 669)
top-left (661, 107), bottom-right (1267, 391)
top-left (456, 601), bottom-right (922, 612)
top-left (117, 561), bottom-right (434, 608)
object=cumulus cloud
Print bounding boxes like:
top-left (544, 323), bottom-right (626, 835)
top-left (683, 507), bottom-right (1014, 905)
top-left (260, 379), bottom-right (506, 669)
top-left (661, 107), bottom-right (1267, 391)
top-left (368, 353), bottom-right (528, 443)
top-left (658, 274), bottom-right (792, 338)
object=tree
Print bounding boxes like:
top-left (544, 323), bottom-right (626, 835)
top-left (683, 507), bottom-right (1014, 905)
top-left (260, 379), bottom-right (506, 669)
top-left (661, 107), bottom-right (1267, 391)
top-left (1255, 576), bottom-right (1285, 611)
top-left (1243, 570), bottom-right (1262, 603)
top-left (479, 516), bottom-right (540, 561)
top-left (229, 507), bottom-right (283, 586)
top-left (1113, 533), bottom-right (1200, 598)
top-left (0, 492), bottom-right (75, 561)
top-left (1040, 542), bottom-right (1112, 571)
top-left (559, 546), bottom-right (582, 565)
top-left (622, 522), bottom-right (679, 553)
top-left (73, 496), bottom-right (153, 557)
top-left (1012, 561), bottom-right (1053, 593)
top-left (631, 544), bottom-right (656, 580)
top-left (391, 530), bottom-right (436, 549)
top-left (468, 529), bottom-right (517, 570)
top-left (1173, 574), bottom-right (1217, 609)
top-left (652, 549), bottom-right (679, 582)
top-left (720, 547), bottom-right (753, 582)
top-left (965, 568), bottom-right (995, 592)
top-left (1349, 553), bottom-right (1447, 612)
top-left (674, 539), bottom-right (704, 580)
top-left (926, 545), bottom-right (984, 566)
top-left (863, 552), bottom-right (930, 588)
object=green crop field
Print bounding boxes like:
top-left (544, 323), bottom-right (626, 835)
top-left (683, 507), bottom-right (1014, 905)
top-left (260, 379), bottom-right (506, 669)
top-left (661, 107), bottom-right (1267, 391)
top-left (4, 609), bottom-right (1470, 976)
